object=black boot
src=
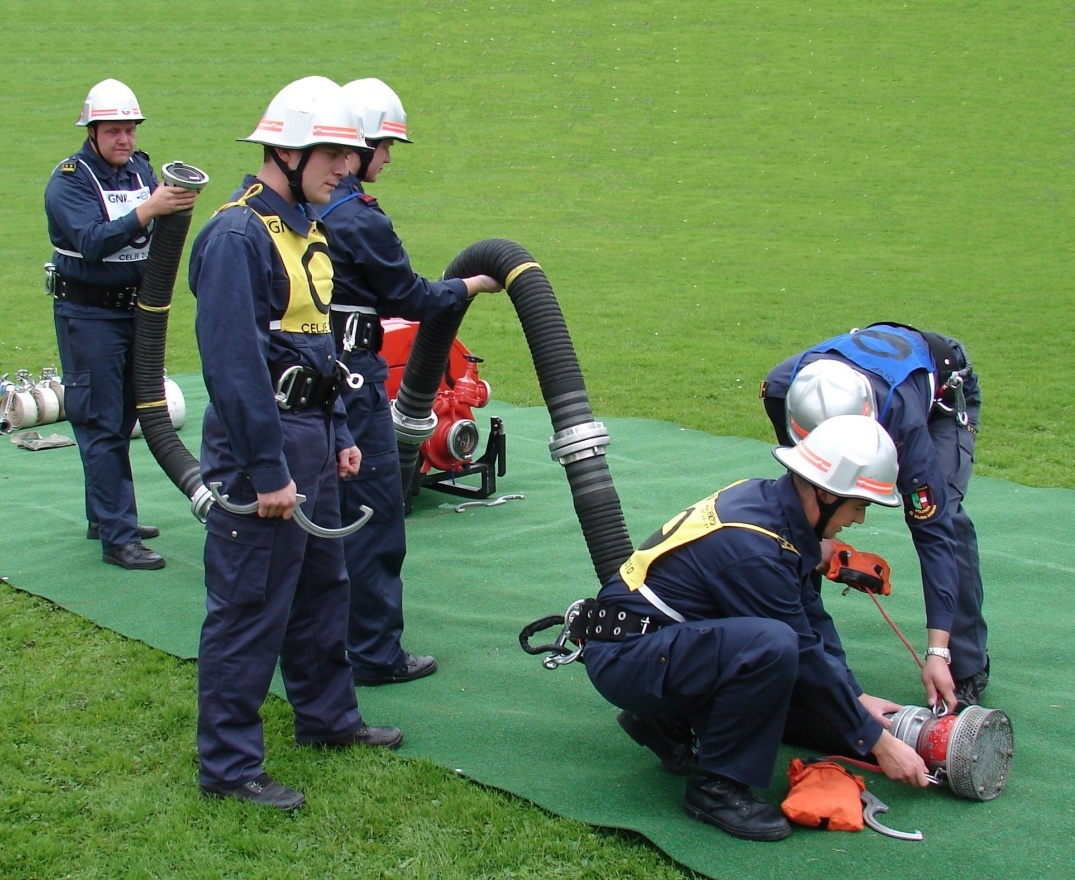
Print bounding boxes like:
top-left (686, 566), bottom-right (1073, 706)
top-left (954, 656), bottom-right (990, 706)
top-left (683, 769), bottom-right (791, 841)
top-left (201, 773), bottom-right (305, 811)
top-left (617, 710), bottom-right (696, 776)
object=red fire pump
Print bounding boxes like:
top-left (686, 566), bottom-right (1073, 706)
top-left (380, 318), bottom-right (506, 505)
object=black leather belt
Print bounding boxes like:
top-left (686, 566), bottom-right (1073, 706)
top-left (331, 309), bottom-right (383, 353)
top-left (568, 599), bottom-right (668, 642)
top-left (53, 276), bottom-right (139, 310)
top-left (272, 365), bottom-right (341, 412)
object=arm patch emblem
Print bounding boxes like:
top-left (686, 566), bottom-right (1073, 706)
top-left (904, 485), bottom-right (938, 521)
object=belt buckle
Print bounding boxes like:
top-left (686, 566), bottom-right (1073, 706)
top-left (274, 365), bottom-right (304, 411)
top-left (43, 263), bottom-right (58, 297)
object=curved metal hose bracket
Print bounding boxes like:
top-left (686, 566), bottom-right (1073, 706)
top-left (208, 481), bottom-right (258, 515)
top-left (292, 493), bottom-right (372, 538)
top-left (208, 481), bottom-right (372, 539)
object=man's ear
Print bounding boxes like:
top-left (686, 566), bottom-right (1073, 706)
top-left (274, 147), bottom-right (299, 170)
top-left (816, 489), bottom-right (840, 506)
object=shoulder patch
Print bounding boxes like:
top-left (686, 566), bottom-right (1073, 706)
top-left (904, 485), bottom-right (938, 521)
top-left (61, 161), bottom-right (78, 174)
top-left (359, 193), bottom-right (377, 205)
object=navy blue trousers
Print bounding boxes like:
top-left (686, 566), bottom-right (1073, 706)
top-left (54, 311), bottom-right (142, 548)
top-left (338, 369), bottom-right (409, 676)
top-left (197, 406), bottom-right (362, 788)
top-left (585, 619), bottom-right (800, 789)
top-left (927, 401), bottom-right (986, 680)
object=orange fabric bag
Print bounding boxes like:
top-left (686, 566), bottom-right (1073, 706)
top-left (780, 758), bottom-right (866, 831)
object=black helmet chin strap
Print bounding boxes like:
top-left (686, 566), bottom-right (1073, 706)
top-left (356, 144), bottom-right (376, 181)
top-left (814, 489), bottom-right (844, 539)
top-left (271, 147), bottom-right (313, 203)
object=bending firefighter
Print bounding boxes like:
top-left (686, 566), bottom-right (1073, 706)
top-left (578, 415), bottom-right (930, 842)
top-left (761, 323), bottom-right (987, 707)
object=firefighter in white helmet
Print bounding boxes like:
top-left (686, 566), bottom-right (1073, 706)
top-left (581, 415), bottom-right (929, 842)
top-left (321, 77), bottom-right (500, 686)
top-left (189, 76), bottom-right (401, 811)
top-left (45, 78), bottom-right (200, 569)
top-left (761, 323), bottom-right (987, 710)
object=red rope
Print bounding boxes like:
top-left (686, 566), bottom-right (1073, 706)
top-left (821, 755), bottom-right (883, 774)
top-left (861, 587), bottom-right (924, 670)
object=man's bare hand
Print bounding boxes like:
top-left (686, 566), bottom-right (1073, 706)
top-left (872, 731), bottom-right (930, 788)
top-left (136, 184), bottom-right (199, 225)
top-left (257, 480), bottom-right (297, 519)
top-left (338, 445), bottom-right (361, 477)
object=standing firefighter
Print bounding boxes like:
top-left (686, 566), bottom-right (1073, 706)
top-left (761, 323), bottom-right (987, 707)
top-left (45, 78), bottom-right (200, 569)
top-left (322, 77), bottom-right (500, 687)
top-left (581, 416), bottom-right (930, 842)
top-left (189, 76), bottom-right (402, 811)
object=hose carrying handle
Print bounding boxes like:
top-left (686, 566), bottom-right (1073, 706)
top-left (208, 481), bottom-right (372, 539)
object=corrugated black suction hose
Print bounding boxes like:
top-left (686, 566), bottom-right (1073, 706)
top-left (133, 163), bottom-right (212, 520)
top-left (395, 238), bottom-right (634, 584)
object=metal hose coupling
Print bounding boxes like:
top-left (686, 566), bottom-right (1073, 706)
top-left (548, 421), bottom-right (611, 466)
top-left (161, 160), bottom-right (210, 192)
top-left (889, 703), bottom-right (1014, 800)
top-left (391, 397), bottom-right (438, 446)
top-left (207, 482), bottom-right (372, 539)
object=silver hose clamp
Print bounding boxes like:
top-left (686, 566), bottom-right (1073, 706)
top-left (391, 398), bottom-right (438, 446)
top-left (548, 421), bottom-right (611, 466)
top-left (191, 483), bottom-right (214, 523)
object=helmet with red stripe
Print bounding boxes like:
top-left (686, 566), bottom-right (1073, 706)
top-left (786, 359), bottom-right (877, 442)
top-left (76, 79), bottom-right (145, 126)
top-left (342, 78), bottom-right (412, 144)
top-left (240, 76), bottom-right (367, 150)
top-left (773, 414), bottom-right (900, 507)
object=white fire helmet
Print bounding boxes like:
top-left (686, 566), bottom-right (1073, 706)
top-left (76, 79), bottom-right (145, 126)
top-left (342, 78), bottom-right (412, 143)
top-left (240, 76), bottom-right (368, 150)
top-left (772, 414), bottom-right (900, 507)
top-left (786, 359), bottom-right (877, 442)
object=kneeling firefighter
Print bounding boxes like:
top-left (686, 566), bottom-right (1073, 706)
top-left (575, 415), bottom-right (932, 842)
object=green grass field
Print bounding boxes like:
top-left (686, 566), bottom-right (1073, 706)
top-left (1, 1), bottom-right (1071, 877)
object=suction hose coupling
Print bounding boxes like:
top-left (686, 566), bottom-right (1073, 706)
top-left (191, 483), bottom-right (214, 523)
top-left (391, 397), bottom-right (438, 447)
top-left (549, 421), bottom-right (611, 466)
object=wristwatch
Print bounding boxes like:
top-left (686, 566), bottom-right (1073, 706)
top-left (924, 646), bottom-right (952, 664)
